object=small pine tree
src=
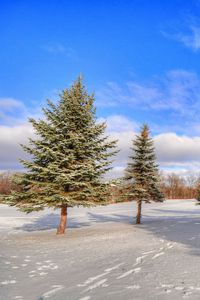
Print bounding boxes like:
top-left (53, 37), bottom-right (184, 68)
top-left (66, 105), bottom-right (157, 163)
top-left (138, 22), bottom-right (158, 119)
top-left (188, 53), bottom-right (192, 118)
top-left (196, 182), bottom-right (200, 204)
top-left (4, 77), bottom-right (118, 234)
top-left (124, 124), bottom-right (164, 224)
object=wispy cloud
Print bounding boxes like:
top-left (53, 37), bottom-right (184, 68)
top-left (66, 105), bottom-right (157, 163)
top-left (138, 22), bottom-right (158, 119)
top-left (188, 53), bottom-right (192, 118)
top-left (98, 115), bottom-right (138, 132)
top-left (0, 98), bottom-right (25, 111)
top-left (41, 43), bottom-right (78, 59)
top-left (96, 70), bottom-right (200, 118)
top-left (0, 98), bottom-right (28, 125)
top-left (161, 15), bottom-right (200, 51)
top-left (163, 25), bottom-right (200, 51)
top-left (0, 98), bottom-right (43, 126)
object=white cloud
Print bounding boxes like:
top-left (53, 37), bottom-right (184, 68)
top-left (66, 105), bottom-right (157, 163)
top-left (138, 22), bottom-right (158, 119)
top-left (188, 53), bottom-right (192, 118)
top-left (178, 25), bottom-right (200, 50)
top-left (0, 97), bottom-right (39, 170)
top-left (0, 97), bottom-right (44, 127)
top-left (162, 23), bottom-right (200, 51)
top-left (41, 43), bottom-right (78, 59)
top-left (1, 96), bottom-right (200, 180)
top-left (161, 13), bottom-right (200, 51)
top-left (96, 70), bottom-right (200, 121)
top-left (0, 98), bottom-right (25, 111)
top-left (43, 44), bottom-right (67, 53)
top-left (103, 115), bottom-right (137, 166)
top-left (155, 133), bottom-right (200, 163)
top-left (1, 113), bottom-right (200, 179)
top-left (0, 114), bottom-right (136, 174)
top-left (99, 115), bottom-right (137, 132)
top-left (0, 98), bottom-right (27, 125)
top-left (105, 166), bottom-right (126, 180)
top-left (0, 123), bottom-right (34, 170)
top-left (106, 122), bottom-right (200, 179)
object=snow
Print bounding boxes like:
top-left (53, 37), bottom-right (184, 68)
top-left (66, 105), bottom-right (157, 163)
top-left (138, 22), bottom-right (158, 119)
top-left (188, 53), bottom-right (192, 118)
top-left (152, 252), bottom-right (165, 259)
top-left (117, 268), bottom-right (141, 279)
top-left (0, 199), bottom-right (200, 232)
top-left (42, 285), bottom-right (64, 298)
top-left (1, 200), bottom-right (200, 299)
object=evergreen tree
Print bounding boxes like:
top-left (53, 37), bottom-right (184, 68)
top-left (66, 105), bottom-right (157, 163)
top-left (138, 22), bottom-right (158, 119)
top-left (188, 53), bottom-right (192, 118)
top-left (195, 181), bottom-right (200, 204)
top-left (124, 124), bottom-right (164, 224)
top-left (4, 77), bottom-right (118, 234)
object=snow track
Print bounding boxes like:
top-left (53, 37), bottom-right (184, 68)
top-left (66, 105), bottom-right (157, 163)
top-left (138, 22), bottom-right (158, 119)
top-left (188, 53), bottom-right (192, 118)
top-left (1, 200), bottom-right (200, 300)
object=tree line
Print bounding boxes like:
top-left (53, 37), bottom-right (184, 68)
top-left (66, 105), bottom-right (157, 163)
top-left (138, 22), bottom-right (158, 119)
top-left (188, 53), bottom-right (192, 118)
top-left (1, 172), bottom-right (199, 202)
top-left (160, 173), bottom-right (199, 199)
top-left (0, 77), bottom-right (199, 234)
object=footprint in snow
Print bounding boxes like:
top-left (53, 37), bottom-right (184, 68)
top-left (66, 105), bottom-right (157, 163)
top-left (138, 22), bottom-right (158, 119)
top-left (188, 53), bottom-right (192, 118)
top-left (41, 285), bottom-right (64, 299)
top-left (1, 280), bottom-right (17, 285)
top-left (83, 279), bottom-right (108, 292)
top-left (78, 263), bottom-right (124, 288)
top-left (126, 285), bottom-right (141, 290)
top-left (117, 268), bottom-right (141, 279)
top-left (152, 252), bottom-right (164, 259)
top-left (142, 250), bottom-right (155, 255)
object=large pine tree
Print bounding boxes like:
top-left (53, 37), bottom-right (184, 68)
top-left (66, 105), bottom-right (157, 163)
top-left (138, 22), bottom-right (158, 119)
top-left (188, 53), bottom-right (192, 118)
top-left (124, 124), bottom-right (164, 224)
top-left (4, 77), bottom-right (118, 234)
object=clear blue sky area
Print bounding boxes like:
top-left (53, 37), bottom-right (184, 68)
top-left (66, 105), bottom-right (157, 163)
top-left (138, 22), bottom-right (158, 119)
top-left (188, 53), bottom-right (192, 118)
top-left (1, 0), bottom-right (200, 134)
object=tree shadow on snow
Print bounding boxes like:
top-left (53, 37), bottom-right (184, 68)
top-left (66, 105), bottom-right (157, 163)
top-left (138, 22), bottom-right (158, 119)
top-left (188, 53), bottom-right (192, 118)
top-left (16, 211), bottom-right (132, 232)
top-left (150, 208), bottom-right (200, 216)
top-left (15, 213), bottom-right (89, 232)
top-left (137, 209), bottom-right (200, 256)
top-left (15, 206), bottom-right (200, 258)
top-left (87, 212), bottom-right (131, 224)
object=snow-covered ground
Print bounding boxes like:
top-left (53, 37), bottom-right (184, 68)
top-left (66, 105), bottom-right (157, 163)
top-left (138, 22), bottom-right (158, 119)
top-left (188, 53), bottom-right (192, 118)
top-left (1, 200), bottom-right (200, 300)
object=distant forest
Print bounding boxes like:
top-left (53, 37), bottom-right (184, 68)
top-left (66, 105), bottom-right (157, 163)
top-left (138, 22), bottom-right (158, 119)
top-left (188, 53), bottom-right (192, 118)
top-left (0, 171), bottom-right (199, 200)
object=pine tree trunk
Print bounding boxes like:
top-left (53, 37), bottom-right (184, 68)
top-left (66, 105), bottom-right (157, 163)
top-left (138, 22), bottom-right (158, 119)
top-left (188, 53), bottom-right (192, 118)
top-left (57, 206), bottom-right (67, 234)
top-left (136, 200), bottom-right (142, 224)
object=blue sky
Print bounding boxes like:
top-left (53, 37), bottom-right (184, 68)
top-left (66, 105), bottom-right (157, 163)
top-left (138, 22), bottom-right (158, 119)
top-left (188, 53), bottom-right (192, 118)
top-left (1, 0), bottom-right (200, 176)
